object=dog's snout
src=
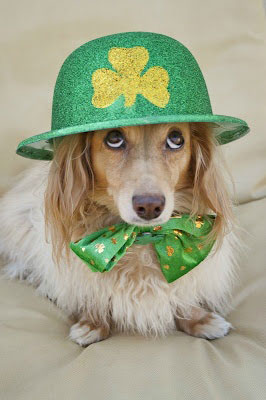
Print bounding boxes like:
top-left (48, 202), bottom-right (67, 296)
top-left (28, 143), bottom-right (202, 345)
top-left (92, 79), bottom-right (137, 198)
top-left (132, 194), bottom-right (165, 220)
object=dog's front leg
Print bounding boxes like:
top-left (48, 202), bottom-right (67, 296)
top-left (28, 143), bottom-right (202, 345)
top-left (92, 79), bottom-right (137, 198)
top-left (69, 317), bottom-right (111, 347)
top-left (175, 306), bottom-right (233, 340)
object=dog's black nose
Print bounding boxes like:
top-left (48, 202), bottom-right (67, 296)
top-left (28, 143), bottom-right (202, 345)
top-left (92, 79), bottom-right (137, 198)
top-left (132, 194), bottom-right (165, 220)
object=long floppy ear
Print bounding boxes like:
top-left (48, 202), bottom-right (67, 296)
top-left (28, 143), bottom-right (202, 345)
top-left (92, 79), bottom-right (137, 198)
top-left (189, 122), bottom-right (236, 249)
top-left (44, 133), bottom-right (94, 265)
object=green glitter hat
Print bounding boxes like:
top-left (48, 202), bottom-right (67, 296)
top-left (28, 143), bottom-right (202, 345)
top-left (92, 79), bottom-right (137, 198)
top-left (16, 31), bottom-right (250, 160)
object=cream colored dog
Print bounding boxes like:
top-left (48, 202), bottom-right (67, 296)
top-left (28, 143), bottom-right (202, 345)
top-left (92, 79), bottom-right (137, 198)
top-left (0, 122), bottom-right (240, 346)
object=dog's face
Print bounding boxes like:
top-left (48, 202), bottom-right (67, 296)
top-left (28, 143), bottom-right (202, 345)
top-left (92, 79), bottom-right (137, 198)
top-left (46, 121), bottom-right (232, 260)
top-left (90, 123), bottom-right (192, 226)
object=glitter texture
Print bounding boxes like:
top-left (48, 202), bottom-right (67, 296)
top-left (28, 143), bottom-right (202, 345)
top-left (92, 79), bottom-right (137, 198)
top-left (16, 31), bottom-right (250, 160)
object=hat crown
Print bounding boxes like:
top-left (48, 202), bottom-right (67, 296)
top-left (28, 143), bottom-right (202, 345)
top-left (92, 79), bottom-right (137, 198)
top-left (51, 31), bottom-right (212, 131)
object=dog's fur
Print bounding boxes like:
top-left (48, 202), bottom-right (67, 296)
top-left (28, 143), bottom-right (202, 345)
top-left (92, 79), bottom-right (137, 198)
top-left (0, 122), bottom-right (241, 346)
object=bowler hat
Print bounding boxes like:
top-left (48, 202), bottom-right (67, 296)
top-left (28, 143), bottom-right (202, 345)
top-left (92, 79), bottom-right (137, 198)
top-left (16, 31), bottom-right (249, 160)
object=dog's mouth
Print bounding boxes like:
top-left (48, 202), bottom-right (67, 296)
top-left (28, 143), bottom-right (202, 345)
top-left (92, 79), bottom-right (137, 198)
top-left (128, 216), bottom-right (166, 227)
top-left (124, 210), bottom-right (182, 227)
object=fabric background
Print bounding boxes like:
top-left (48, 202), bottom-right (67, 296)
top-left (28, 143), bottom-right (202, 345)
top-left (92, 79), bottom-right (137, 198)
top-left (0, 0), bottom-right (265, 399)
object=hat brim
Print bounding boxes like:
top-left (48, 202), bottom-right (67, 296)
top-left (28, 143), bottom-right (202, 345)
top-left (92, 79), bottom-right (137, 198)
top-left (16, 113), bottom-right (249, 160)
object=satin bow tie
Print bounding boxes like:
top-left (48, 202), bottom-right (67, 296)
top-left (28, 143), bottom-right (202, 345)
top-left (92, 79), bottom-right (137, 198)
top-left (70, 214), bottom-right (216, 283)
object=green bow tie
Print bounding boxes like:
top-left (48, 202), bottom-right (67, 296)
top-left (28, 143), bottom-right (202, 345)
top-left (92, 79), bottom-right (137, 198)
top-left (70, 214), bottom-right (216, 283)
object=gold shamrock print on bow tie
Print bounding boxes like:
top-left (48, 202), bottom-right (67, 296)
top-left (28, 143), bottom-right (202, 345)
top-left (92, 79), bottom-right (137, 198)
top-left (195, 215), bottom-right (204, 229)
top-left (95, 243), bottom-right (105, 253)
top-left (91, 46), bottom-right (170, 108)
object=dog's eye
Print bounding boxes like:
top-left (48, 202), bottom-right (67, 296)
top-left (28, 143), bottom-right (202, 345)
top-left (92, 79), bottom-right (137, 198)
top-left (166, 130), bottom-right (185, 150)
top-left (104, 130), bottom-right (126, 149)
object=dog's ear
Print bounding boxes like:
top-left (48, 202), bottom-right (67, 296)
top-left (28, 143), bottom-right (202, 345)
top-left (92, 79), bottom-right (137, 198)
top-left (189, 123), bottom-right (235, 246)
top-left (44, 133), bottom-right (93, 264)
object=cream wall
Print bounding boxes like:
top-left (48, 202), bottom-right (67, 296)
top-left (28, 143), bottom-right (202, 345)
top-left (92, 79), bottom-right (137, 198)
top-left (1, 0), bottom-right (265, 202)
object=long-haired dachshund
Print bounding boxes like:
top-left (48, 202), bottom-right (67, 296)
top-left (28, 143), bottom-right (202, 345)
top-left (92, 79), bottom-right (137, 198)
top-left (0, 122), bottom-right (240, 346)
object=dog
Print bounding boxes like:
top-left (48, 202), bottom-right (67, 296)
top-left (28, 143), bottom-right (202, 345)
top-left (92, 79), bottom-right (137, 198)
top-left (0, 121), bottom-right (241, 346)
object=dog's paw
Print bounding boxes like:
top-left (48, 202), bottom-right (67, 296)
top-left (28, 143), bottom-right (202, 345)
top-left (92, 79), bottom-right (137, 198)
top-left (69, 320), bottom-right (110, 347)
top-left (178, 312), bottom-right (233, 340)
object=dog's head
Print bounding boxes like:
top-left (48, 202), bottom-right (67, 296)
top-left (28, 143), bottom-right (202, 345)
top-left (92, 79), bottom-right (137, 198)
top-left (45, 122), bottom-right (234, 261)
top-left (90, 123), bottom-right (192, 225)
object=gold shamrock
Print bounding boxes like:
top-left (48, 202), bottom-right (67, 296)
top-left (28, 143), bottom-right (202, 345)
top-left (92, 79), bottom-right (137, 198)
top-left (166, 246), bottom-right (174, 257)
top-left (91, 46), bottom-right (170, 108)
top-left (195, 215), bottom-right (204, 229)
top-left (95, 243), bottom-right (105, 253)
